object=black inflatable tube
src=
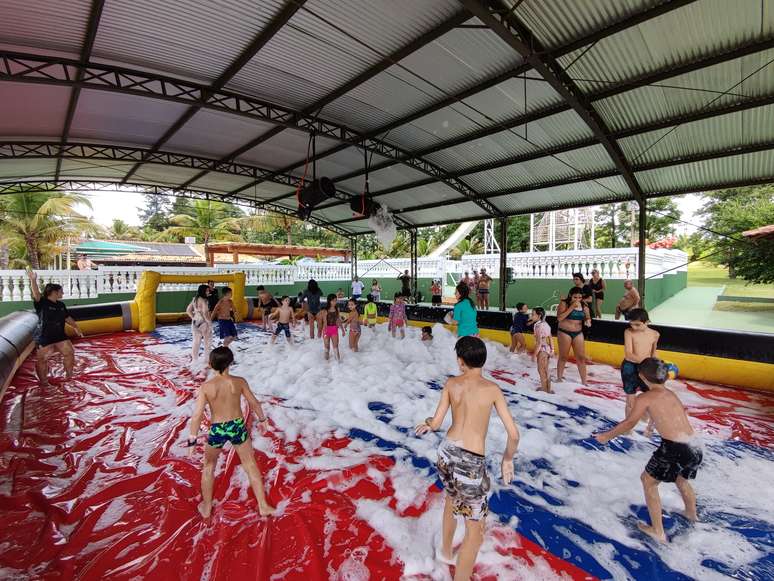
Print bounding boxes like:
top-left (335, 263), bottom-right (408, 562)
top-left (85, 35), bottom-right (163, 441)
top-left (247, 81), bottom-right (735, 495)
top-left (0, 312), bottom-right (38, 390)
top-left (65, 302), bottom-right (125, 321)
top-left (373, 302), bottom-right (774, 364)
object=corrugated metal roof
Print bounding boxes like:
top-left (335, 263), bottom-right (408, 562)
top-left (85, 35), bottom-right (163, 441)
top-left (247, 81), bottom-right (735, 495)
top-left (0, 159), bottom-right (57, 180)
top-left (491, 175), bottom-right (630, 214)
top-left (636, 149), bottom-right (774, 193)
top-left (235, 130), bottom-right (340, 170)
top-left (463, 156), bottom-right (584, 194)
top-left (459, 76), bottom-right (564, 125)
top-left (189, 172), bottom-right (256, 193)
top-left (401, 201), bottom-right (490, 226)
top-left (164, 109), bottom-right (276, 158)
top-left (70, 89), bottom-right (191, 146)
top-left (0, 83), bottom-right (70, 138)
top-left (0, 0), bottom-right (90, 55)
top-left (93, 0), bottom-right (287, 84)
top-left (376, 182), bottom-right (462, 212)
top-left (59, 159), bottom-right (137, 181)
top-left (335, 161), bottom-right (429, 194)
top-left (133, 164), bottom-right (207, 188)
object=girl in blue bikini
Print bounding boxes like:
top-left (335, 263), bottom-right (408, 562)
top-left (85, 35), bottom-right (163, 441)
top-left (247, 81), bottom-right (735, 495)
top-left (556, 287), bottom-right (592, 385)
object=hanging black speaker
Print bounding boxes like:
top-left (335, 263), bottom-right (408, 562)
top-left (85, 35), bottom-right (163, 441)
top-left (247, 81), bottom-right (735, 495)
top-left (349, 196), bottom-right (381, 218)
top-left (297, 177), bottom-right (335, 220)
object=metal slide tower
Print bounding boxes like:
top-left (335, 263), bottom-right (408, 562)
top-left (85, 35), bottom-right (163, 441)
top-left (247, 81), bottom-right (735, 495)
top-left (529, 209), bottom-right (596, 252)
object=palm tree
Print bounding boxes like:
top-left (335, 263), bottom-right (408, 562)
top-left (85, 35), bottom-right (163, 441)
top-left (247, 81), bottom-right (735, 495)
top-left (451, 236), bottom-right (483, 259)
top-left (159, 200), bottom-right (241, 260)
top-left (0, 191), bottom-right (97, 269)
top-left (109, 218), bottom-right (142, 240)
top-left (238, 210), bottom-right (297, 245)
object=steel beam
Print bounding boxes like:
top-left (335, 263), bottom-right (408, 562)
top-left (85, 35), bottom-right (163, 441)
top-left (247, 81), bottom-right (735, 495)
top-left (55, 0), bottom-right (105, 181)
top-left (498, 217), bottom-right (508, 311)
top-left (638, 198), bottom-right (647, 298)
top-left (249, 0), bottom-right (697, 190)
top-left (121, 0), bottom-right (307, 183)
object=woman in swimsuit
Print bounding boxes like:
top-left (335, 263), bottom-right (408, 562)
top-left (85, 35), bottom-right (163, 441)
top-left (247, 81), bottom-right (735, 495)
top-left (186, 284), bottom-right (213, 364)
top-left (345, 299), bottom-right (361, 352)
top-left (556, 287), bottom-right (591, 385)
top-left (589, 269), bottom-right (606, 319)
top-left (323, 293), bottom-right (343, 361)
top-left (301, 279), bottom-right (324, 339)
top-left (531, 307), bottom-right (554, 393)
top-left (371, 279), bottom-right (381, 302)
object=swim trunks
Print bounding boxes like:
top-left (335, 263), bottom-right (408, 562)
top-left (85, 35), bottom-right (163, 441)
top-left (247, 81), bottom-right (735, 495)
top-left (620, 359), bottom-right (649, 394)
top-left (431, 294), bottom-right (442, 306)
top-left (436, 439), bottom-right (490, 521)
top-left (207, 417), bottom-right (248, 449)
top-left (274, 322), bottom-right (291, 337)
top-left (645, 439), bottom-right (703, 482)
top-left (218, 319), bottom-right (238, 339)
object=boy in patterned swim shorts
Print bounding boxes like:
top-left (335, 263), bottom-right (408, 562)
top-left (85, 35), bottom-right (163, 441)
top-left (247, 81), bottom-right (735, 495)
top-left (187, 346), bottom-right (275, 518)
top-left (416, 336), bottom-right (520, 580)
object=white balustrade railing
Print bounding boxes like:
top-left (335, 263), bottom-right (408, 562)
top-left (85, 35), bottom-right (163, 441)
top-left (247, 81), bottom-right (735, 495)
top-left (0, 249), bottom-right (687, 303)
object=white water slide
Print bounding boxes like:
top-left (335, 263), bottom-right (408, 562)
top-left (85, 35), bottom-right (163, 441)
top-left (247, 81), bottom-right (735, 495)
top-left (427, 221), bottom-right (478, 258)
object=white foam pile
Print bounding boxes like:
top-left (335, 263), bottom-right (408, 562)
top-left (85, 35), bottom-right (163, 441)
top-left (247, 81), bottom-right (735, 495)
top-left (160, 323), bottom-right (773, 580)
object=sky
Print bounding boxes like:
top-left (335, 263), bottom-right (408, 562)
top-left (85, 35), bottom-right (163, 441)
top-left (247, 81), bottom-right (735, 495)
top-left (78, 190), bottom-right (705, 235)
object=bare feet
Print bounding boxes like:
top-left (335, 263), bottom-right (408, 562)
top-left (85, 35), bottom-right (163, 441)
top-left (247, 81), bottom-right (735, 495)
top-left (435, 547), bottom-right (456, 565)
top-left (643, 425), bottom-right (654, 438)
top-left (683, 509), bottom-right (698, 523)
top-left (637, 522), bottom-right (667, 544)
top-left (197, 501), bottom-right (212, 519)
top-left (259, 502), bottom-right (276, 517)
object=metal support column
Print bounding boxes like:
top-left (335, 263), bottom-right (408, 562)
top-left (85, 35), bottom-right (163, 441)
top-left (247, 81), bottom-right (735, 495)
top-left (350, 236), bottom-right (358, 281)
top-left (410, 229), bottom-right (418, 303)
top-left (498, 217), bottom-right (508, 311)
top-left (637, 199), bottom-right (647, 301)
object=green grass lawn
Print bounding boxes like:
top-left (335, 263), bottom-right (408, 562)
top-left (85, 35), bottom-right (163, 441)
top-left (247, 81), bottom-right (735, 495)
top-left (688, 262), bottom-right (774, 298)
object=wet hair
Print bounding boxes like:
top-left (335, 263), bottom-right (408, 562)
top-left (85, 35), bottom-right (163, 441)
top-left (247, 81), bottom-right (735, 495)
top-left (565, 287), bottom-right (584, 305)
top-left (572, 272), bottom-right (585, 283)
top-left (639, 357), bottom-right (668, 384)
top-left (455, 282), bottom-right (475, 308)
top-left (422, 326), bottom-right (432, 335)
top-left (455, 336), bottom-right (487, 368)
top-left (196, 284), bottom-right (209, 299)
top-left (305, 279), bottom-right (320, 295)
top-left (326, 293), bottom-right (338, 309)
top-left (281, 295), bottom-right (290, 302)
top-left (394, 292), bottom-right (402, 300)
top-left (43, 283), bottom-right (63, 298)
top-left (515, 302), bottom-right (526, 311)
top-left (366, 293), bottom-right (374, 302)
top-left (533, 306), bottom-right (546, 321)
top-left (209, 346), bottom-right (234, 373)
top-left (256, 285), bottom-right (265, 292)
top-left (222, 287), bottom-right (232, 296)
top-left (207, 280), bottom-right (215, 285)
top-left (627, 308), bottom-right (649, 323)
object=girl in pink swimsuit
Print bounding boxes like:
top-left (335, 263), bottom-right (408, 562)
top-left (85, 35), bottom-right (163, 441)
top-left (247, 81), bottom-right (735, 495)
top-left (323, 293), bottom-right (342, 361)
top-left (531, 307), bottom-right (554, 393)
top-left (388, 293), bottom-right (406, 339)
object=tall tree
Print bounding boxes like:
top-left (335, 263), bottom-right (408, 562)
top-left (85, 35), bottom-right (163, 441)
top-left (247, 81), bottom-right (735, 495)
top-left (698, 185), bottom-right (774, 282)
top-left (109, 219), bottom-right (142, 240)
top-left (159, 200), bottom-right (240, 259)
top-left (139, 195), bottom-right (171, 233)
top-left (0, 191), bottom-right (98, 268)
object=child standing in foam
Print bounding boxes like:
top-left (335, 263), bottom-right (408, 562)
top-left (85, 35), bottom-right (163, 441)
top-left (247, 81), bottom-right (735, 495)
top-left (323, 293), bottom-right (343, 361)
top-left (509, 302), bottom-right (530, 354)
top-left (370, 279), bottom-right (381, 302)
top-left (416, 336), bottom-right (520, 579)
top-left (187, 346), bottom-right (275, 519)
top-left (595, 357), bottom-right (703, 544)
top-left (363, 294), bottom-right (378, 330)
top-left (186, 284), bottom-right (213, 365)
top-left (388, 293), bottom-right (406, 339)
top-left (622, 308), bottom-right (659, 435)
top-left (211, 287), bottom-right (239, 348)
top-left (270, 296), bottom-right (295, 346)
top-left (531, 307), bottom-right (553, 393)
top-left (344, 299), bottom-right (361, 352)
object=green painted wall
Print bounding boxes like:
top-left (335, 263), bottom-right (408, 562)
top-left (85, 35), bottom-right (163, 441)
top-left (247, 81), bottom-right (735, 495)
top-left (0, 274), bottom-right (686, 317)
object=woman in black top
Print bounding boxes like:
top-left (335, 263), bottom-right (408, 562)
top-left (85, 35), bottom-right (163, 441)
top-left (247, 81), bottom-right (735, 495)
top-left (589, 269), bottom-right (606, 318)
top-left (301, 279), bottom-right (324, 339)
top-left (27, 269), bottom-right (83, 387)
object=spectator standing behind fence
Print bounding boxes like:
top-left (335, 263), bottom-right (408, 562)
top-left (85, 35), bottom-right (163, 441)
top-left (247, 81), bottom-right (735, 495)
top-left (398, 270), bottom-right (412, 298)
top-left (589, 269), bottom-right (606, 318)
top-left (370, 279), bottom-right (381, 302)
top-left (351, 277), bottom-right (364, 300)
top-left (477, 268), bottom-right (492, 309)
top-left (616, 280), bottom-right (642, 320)
top-left (430, 279), bottom-right (442, 306)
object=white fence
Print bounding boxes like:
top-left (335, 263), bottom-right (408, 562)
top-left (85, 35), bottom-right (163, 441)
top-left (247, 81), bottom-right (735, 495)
top-left (0, 249), bottom-right (686, 303)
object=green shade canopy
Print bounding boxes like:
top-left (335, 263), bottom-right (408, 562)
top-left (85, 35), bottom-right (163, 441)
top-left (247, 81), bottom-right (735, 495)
top-left (74, 240), bottom-right (150, 255)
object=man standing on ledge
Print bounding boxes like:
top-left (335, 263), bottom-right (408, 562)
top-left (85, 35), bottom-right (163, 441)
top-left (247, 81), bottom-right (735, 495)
top-left (398, 269), bottom-right (412, 299)
top-left (477, 268), bottom-right (492, 310)
top-left (616, 280), bottom-right (642, 320)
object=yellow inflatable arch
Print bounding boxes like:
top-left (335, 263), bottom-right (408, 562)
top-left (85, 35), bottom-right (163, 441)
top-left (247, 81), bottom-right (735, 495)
top-left (133, 271), bottom-right (247, 333)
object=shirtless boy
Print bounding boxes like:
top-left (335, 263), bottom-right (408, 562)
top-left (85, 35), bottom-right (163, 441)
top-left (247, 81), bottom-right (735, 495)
top-left (211, 287), bottom-right (239, 347)
top-left (622, 309), bottom-right (659, 430)
top-left (477, 268), bottom-right (492, 309)
top-left (595, 358), bottom-right (702, 543)
top-left (416, 336), bottom-right (520, 580)
top-left (27, 268), bottom-right (83, 386)
top-left (615, 280), bottom-right (641, 320)
top-left (187, 347), bottom-right (275, 518)
top-left (270, 296), bottom-right (295, 346)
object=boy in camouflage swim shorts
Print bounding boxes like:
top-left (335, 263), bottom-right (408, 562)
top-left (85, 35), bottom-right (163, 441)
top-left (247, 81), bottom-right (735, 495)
top-left (416, 336), bottom-right (520, 580)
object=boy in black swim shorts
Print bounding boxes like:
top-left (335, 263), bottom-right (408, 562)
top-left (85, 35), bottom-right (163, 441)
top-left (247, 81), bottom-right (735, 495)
top-left (211, 287), bottom-right (239, 347)
top-left (596, 358), bottom-right (702, 543)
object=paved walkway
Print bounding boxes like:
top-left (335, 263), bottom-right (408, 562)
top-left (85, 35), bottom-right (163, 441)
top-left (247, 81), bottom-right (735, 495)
top-left (650, 287), bottom-right (774, 334)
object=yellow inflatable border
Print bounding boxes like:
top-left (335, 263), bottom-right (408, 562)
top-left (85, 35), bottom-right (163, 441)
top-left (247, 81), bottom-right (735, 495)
top-left (133, 271), bottom-right (246, 333)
